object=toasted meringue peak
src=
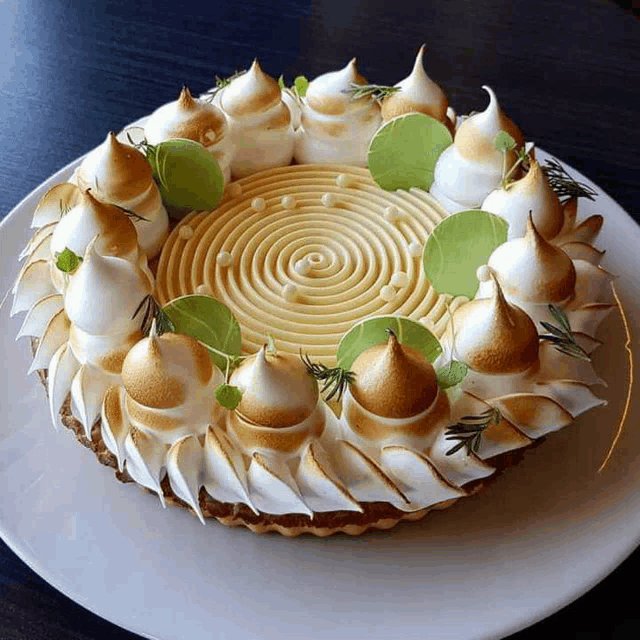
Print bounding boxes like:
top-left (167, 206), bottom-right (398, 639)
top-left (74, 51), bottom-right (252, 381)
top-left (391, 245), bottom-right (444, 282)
top-left (305, 58), bottom-right (368, 116)
top-left (146, 87), bottom-right (228, 146)
top-left (350, 332), bottom-right (438, 418)
top-left (380, 45), bottom-right (449, 123)
top-left (76, 132), bottom-right (152, 201)
top-left (481, 158), bottom-right (564, 240)
top-left (50, 188), bottom-right (139, 263)
top-left (220, 59), bottom-right (282, 117)
top-left (231, 346), bottom-right (318, 428)
top-left (217, 60), bottom-right (293, 177)
top-left (64, 236), bottom-right (152, 336)
top-left (430, 86), bottom-right (525, 211)
top-left (121, 326), bottom-right (213, 410)
top-left (444, 279), bottom-right (539, 375)
top-left (294, 59), bottom-right (381, 165)
top-left (487, 215), bottom-right (577, 304)
top-left (455, 86), bottom-right (524, 166)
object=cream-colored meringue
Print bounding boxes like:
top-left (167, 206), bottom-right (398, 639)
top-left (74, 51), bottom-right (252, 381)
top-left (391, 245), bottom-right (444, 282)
top-left (380, 45), bottom-right (450, 127)
top-left (145, 87), bottom-right (235, 184)
top-left (218, 60), bottom-right (294, 178)
top-left (294, 58), bottom-right (382, 166)
top-left (65, 237), bottom-right (152, 371)
top-left (430, 86), bottom-right (524, 212)
top-left (441, 277), bottom-right (540, 375)
top-left (73, 132), bottom-right (169, 258)
top-left (480, 216), bottom-right (576, 306)
top-left (227, 346), bottom-right (324, 454)
top-left (481, 158), bottom-right (564, 240)
top-left (121, 323), bottom-right (223, 444)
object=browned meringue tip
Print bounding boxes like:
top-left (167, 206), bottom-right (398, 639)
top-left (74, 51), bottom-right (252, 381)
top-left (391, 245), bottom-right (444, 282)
top-left (350, 331), bottom-right (438, 419)
top-left (178, 86), bottom-right (197, 108)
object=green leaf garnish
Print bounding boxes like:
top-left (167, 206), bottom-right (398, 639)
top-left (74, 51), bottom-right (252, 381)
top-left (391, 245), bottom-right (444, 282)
top-left (445, 408), bottom-right (500, 456)
top-left (293, 75), bottom-right (309, 98)
top-left (540, 304), bottom-right (590, 361)
top-left (266, 333), bottom-right (278, 356)
top-left (367, 113), bottom-right (453, 191)
top-left (162, 295), bottom-right (242, 372)
top-left (215, 383), bottom-right (243, 410)
top-left (436, 361), bottom-right (469, 390)
top-left (277, 74), bottom-right (285, 89)
top-left (493, 131), bottom-right (517, 153)
top-left (300, 352), bottom-right (355, 402)
top-left (147, 139), bottom-right (225, 218)
top-left (55, 248), bottom-right (82, 273)
top-left (422, 210), bottom-right (508, 299)
top-left (337, 315), bottom-right (442, 370)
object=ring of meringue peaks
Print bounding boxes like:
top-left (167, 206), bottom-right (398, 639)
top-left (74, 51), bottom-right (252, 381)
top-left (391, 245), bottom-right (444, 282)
top-left (71, 132), bottom-right (169, 259)
top-left (145, 87), bottom-right (235, 185)
top-left (380, 45), bottom-right (454, 133)
top-left (341, 331), bottom-right (450, 446)
top-left (430, 86), bottom-right (525, 212)
top-left (294, 58), bottom-right (382, 166)
top-left (225, 345), bottom-right (325, 454)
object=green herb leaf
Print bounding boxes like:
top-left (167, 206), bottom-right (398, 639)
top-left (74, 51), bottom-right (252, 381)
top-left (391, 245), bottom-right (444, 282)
top-left (345, 83), bottom-right (400, 101)
top-left (132, 294), bottom-right (175, 336)
top-left (436, 361), bottom-right (469, 390)
top-left (215, 383), bottom-right (243, 410)
top-left (293, 75), bottom-right (309, 98)
top-left (55, 247), bottom-right (83, 273)
top-left (542, 157), bottom-right (597, 202)
top-left (337, 315), bottom-right (442, 370)
top-left (301, 352), bottom-right (355, 402)
top-left (422, 210), bottom-right (508, 299)
top-left (266, 333), bottom-right (278, 356)
top-left (277, 74), bottom-right (285, 89)
top-left (493, 130), bottom-right (517, 153)
top-left (367, 113), bottom-right (453, 191)
top-left (162, 295), bottom-right (242, 371)
top-left (148, 139), bottom-right (225, 218)
top-left (445, 408), bottom-right (499, 456)
top-left (540, 304), bottom-right (590, 361)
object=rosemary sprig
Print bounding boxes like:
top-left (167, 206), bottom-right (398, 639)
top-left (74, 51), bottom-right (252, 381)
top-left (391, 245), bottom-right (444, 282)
top-left (113, 203), bottom-right (149, 223)
top-left (344, 82), bottom-right (400, 101)
top-left (542, 157), bottom-right (597, 202)
top-left (133, 294), bottom-right (175, 336)
top-left (300, 352), bottom-right (355, 402)
top-left (59, 201), bottom-right (71, 217)
top-left (201, 70), bottom-right (246, 101)
top-left (540, 304), bottom-right (590, 361)
top-left (445, 407), bottom-right (500, 456)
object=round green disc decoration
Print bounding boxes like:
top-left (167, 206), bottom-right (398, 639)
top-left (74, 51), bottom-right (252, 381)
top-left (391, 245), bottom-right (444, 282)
top-left (367, 113), bottom-right (453, 191)
top-left (150, 139), bottom-right (224, 217)
top-left (337, 315), bottom-right (442, 370)
top-left (162, 295), bottom-right (242, 372)
top-left (422, 210), bottom-right (509, 300)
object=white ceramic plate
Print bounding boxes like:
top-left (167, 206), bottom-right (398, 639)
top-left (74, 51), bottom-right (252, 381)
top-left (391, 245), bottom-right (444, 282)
top-left (1, 150), bottom-right (639, 640)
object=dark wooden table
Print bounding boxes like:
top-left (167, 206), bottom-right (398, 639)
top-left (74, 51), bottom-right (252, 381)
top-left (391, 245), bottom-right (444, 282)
top-left (1, 0), bottom-right (638, 638)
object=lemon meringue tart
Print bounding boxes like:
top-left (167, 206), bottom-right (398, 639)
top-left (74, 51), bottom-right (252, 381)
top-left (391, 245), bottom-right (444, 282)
top-left (12, 51), bottom-right (613, 536)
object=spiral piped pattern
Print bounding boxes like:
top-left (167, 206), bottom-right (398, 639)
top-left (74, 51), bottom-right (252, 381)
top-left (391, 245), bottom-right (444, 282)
top-left (156, 164), bottom-right (455, 364)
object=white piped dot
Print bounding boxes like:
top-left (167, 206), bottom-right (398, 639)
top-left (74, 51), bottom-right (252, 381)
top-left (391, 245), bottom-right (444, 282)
top-left (227, 183), bottom-right (242, 198)
top-left (196, 284), bottom-right (213, 296)
top-left (476, 265), bottom-right (492, 282)
top-left (321, 193), bottom-right (336, 208)
top-left (283, 283), bottom-right (299, 302)
top-left (251, 197), bottom-right (266, 211)
top-left (295, 258), bottom-right (312, 276)
top-left (335, 173), bottom-right (350, 188)
top-left (409, 242), bottom-right (422, 258)
top-left (178, 225), bottom-right (194, 240)
top-left (281, 195), bottom-right (296, 210)
top-left (384, 206), bottom-right (399, 223)
top-left (391, 272), bottom-right (409, 288)
top-left (380, 285), bottom-right (396, 302)
top-left (217, 251), bottom-right (233, 267)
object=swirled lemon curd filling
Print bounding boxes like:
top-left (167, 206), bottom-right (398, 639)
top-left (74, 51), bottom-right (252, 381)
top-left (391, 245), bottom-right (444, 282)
top-left (156, 164), bottom-right (456, 364)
